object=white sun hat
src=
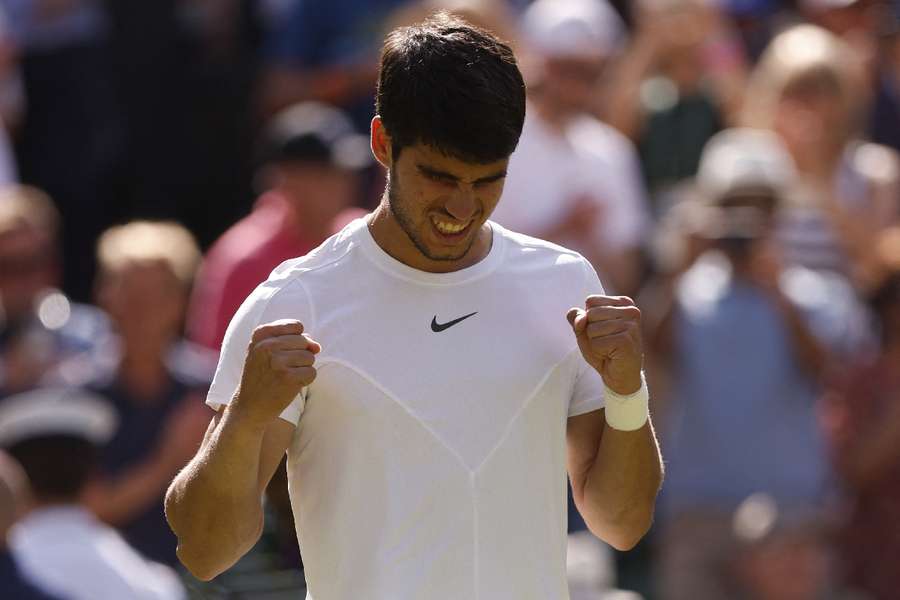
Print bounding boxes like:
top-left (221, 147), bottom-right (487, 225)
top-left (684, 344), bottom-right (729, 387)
top-left (696, 128), bottom-right (797, 202)
top-left (522, 0), bottom-right (626, 60)
top-left (0, 388), bottom-right (117, 447)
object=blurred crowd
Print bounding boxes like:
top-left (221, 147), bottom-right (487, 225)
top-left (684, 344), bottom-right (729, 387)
top-left (0, 0), bottom-right (898, 599)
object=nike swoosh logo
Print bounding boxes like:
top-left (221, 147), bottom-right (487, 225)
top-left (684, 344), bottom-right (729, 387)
top-left (431, 312), bottom-right (478, 332)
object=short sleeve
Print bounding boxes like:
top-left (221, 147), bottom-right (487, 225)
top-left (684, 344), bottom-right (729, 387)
top-left (206, 277), bottom-right (314, 426)
top-left (568, 258), bottom-right (607, 418)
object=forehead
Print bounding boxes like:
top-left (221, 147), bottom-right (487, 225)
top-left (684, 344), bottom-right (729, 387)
top-left (400, 143), bottom-right (509, 178)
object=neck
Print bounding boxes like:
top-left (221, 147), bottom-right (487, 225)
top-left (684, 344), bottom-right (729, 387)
top-left (367, 202), bottom-right (492, 274)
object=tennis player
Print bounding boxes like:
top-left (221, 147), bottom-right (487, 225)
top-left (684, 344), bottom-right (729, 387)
top-left (166, 13), bottom-right (662, 600)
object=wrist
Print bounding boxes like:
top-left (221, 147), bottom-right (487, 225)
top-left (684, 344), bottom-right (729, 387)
top-left (604, 372), bottom-right (650, 432)
top-left (223, 399), bottom-right (274, 434)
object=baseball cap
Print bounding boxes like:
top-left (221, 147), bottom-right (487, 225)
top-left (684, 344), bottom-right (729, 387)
top-left (0, 388), bottom-right (117, 448)
top-left (696, 128), bottom-right (796, 205)
top-left (260, 102), bottom-right (372, 170)
top-left (522, 0), bottom-right (625, 59)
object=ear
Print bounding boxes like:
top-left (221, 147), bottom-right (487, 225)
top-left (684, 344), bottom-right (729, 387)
top-left (370, 116), bottom-right (392, 169)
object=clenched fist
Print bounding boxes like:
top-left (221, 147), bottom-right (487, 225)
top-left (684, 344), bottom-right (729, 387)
top-left (567, 296), bottom-right (643, 395)
top-left (232, 319), bottom-right (321, 425)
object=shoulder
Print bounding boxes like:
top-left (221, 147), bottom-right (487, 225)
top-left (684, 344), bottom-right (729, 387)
top-left (254, 218), bottom-right (363, 298)
top-left (494, 223), bottom-right (600, 287)
top-left (232, 219), bottom-right (366, 327)
top-left (496, 222), bottom-right (586, 263)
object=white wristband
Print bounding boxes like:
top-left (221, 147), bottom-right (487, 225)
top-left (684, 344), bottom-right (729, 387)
top-left (603, 372), bottom-right (649, 431)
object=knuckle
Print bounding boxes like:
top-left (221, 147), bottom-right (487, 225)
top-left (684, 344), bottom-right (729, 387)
top-left (298, 366), bottom-right (317, 384)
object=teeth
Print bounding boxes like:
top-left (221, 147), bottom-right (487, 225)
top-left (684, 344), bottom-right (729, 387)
top-left (432, 218), bottom-right (467, 234)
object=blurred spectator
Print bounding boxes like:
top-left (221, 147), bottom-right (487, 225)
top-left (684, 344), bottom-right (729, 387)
top-left (0, 185), bottom-right (110, 396)
top-left (744, 24), bottom-right (900, 289)
top-left (0, 449), bottom-right (63, 599)
top-left (0, 3), bottom-right (24, 132)
top-left (823, 226), bottom-right (900, 600)
top-left (720, 0), bottom-right (787, 61)
top-left (868, 3), bottom-right (900, 152)
top-left (389, 0), bottom-right (520, 47)
top-left (188, 101), bottom-right (370, 351)
top-left (730, 493), bottom-right (847, 600)
top-left (651, 129), bottom-right (869, 600)
top-left (605, 0), bottom-right (746, 209)
top-left (3, 0), bottom-right (125, 302)
top-left (258, 0), bottom-right (415, 131)
top-left (64, 221), bottom-right (213, 567)
top-left (103, 0), bottom-right (258, 250)
top-left (0, 387), bottom-right (185, 599)
top-left (799, 0), bottom-right (883, 70)
top-left (0, 4), bottom-right (20, 186)
top-left (492, 0), bottom-right (650, 296)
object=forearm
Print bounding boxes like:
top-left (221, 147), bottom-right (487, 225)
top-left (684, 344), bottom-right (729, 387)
top-left (574, 421), bottom-right (662, 550)
top-left (165, 407), bottom-right (269, 580)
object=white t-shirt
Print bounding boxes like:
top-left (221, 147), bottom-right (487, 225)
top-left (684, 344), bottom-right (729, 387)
top-left (11, 506), bottom-right (185, 600)
top-left (208, 219), bottom-right (607, 600)
top-left (492, 110), bottom-right (650, 256)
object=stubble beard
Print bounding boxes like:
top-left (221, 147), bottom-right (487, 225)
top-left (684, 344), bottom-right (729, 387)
top-left (386, 169), bottom-right (477, 262)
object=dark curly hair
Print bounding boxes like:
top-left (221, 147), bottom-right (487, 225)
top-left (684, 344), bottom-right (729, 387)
top-left (376, 12), bottom-right (526, 164)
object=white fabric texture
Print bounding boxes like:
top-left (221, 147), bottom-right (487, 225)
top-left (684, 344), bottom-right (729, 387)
top-left (207, 218), bottom-right (607, 600)
top-left (492, 111), bottom-right (650, 257)
top-left (10, 506), bottom-right (185, 600)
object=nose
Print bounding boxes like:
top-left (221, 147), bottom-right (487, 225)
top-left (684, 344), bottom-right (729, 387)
top-left (444, 188), bottom-right (478, 222)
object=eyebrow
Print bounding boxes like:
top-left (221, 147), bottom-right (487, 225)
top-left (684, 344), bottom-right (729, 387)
top-left (416, 164), bottom-right (507, 185)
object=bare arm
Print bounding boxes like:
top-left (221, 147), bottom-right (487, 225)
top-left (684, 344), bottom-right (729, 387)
top-left (567, 410), bottom-right (662, 551)
top-left (164, 320), bottom-right (320, 580)
top-left (565, 296), bottom-right (663, 550)
top-left (165, 407), bottom-right (294, 580)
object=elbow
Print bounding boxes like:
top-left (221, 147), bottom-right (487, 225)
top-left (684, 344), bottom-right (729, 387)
top-left (594, 512), bottom-right (654, 551)
top-left (171, 513), bottom-right (265, 582)
top-left (587, 497), bottom-right (659, 552)
top-left (176, 544), bottom-right (225, 582)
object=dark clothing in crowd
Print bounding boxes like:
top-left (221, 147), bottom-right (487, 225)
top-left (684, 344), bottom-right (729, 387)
top-left (870, 72), bottom-right (900, 155)
top-left (15, 42), bottom-right (124, 302)
top-left (90, 341), bottom-right (214, 566)
top-left (264, 0), bottom-right (413, 131)
top-left (0, 549), bottom-right (64, 600)
top-left (638, 91), bottom-right (722, 213)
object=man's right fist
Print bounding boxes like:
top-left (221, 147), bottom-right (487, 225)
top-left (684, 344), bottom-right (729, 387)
top-left (232, 319), bottom-right (321, 424)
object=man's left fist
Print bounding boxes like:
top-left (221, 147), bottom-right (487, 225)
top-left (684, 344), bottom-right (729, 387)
top-left (567, 295), bottom-right (644, 395)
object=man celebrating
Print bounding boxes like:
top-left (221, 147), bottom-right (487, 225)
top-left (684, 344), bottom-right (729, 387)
top-left (166, 13), bottom-right (662, 599)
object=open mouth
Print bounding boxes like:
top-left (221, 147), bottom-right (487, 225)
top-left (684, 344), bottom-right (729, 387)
top-left (430, 216), bottom-right (472, 241)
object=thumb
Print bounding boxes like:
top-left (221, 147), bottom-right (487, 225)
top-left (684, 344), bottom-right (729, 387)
top-left (566, 307), bottom-right (588, 335)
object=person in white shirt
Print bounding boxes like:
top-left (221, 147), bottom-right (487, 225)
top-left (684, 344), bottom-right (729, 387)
top-left (166, 13), bottom-right (663, 600)
top-left (0, 388), bottom-right (185, 600)
top-left (491, 0), bottom-right (651, 296)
